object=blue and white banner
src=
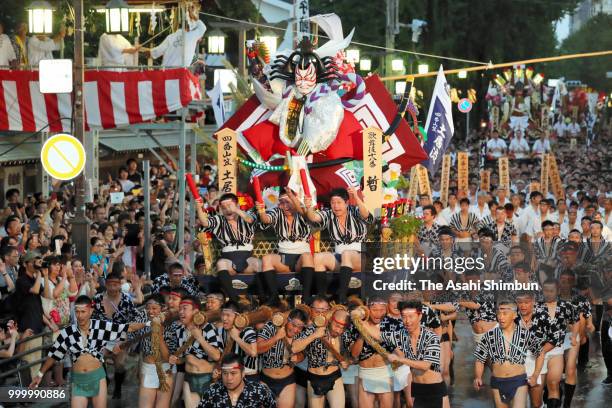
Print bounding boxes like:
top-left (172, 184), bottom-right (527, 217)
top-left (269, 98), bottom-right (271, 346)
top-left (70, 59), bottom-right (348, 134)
top-left (421, 65), bottom-right (454, 175)
top-left (208, 79), bottom-right (226, 129)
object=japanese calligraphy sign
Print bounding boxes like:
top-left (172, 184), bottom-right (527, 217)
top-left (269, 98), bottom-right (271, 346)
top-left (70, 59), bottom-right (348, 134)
top-left (416, 165), bottom-right (432, 199)
top-left (294, 0), bottom-right (310, 43)
top-left (362, 127), bottom-right (383, 213)
top-left (548, 153), bottom-right (564, 200)
top-left (540, 154), bottom-right (550, 196)
top-left (479, 169), bottom-right (491, 192)
top-left (440, 154), bottom-right (451, 207)
top-left (457, 151), bottom-right (469, 194)
top-left (498, 156), bottom-right (510, 196)
top-left (408, 166), bottom-right (419, 202)
top-left (491, 106), bottom-right (500, 132)
top-left (215, 128), bottom-right (237, 195)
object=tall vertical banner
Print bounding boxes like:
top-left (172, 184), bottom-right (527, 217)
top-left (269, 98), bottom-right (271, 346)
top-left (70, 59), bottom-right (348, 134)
top-left (216, 128), bottom-right (237, 194)
top-left (540, 154), bottom-right (550, 196)
top-left (440, 154), bottom-right (451, 207)
top-left (416, 165), bottom-right (432, 199)
top-left (491, 106), bottom-right (500, 131)
top-left (548, 153), bottom-right (564, 199)
top-left (479, 170), bottom-right (491, 192)
top-left (408, 166), bottom-right (419, 201)
top-left (362, 127), bottom-right (383, 214)
top-left (208, 80), bottom-right (226, 129)
top-left (422, 66), bottom-right (455, 175)
top-left (498, 157), bottom-right (510, 195)
top-left (294, 0), bottom-right (310, 42)
top-left (457, 152), bottom-right (469, 194)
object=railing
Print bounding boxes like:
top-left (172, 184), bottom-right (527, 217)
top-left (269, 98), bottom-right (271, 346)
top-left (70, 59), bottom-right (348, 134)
top-left (0, 328), bottom-right (60, 386)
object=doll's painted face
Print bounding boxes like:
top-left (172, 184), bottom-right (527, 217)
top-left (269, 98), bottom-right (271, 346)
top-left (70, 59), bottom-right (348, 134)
top-left (295, 64), bottom-right (316, 95)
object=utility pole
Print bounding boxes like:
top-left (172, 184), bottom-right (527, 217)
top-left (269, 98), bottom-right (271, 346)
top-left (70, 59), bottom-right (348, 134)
top-left (384, 0), bottom-right (399, 92)
top-left (72, 0), bottom-right (90, 267)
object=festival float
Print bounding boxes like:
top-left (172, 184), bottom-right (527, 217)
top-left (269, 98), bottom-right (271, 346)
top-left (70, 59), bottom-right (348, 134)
top-left (197, 13), bottom-right (428, 295)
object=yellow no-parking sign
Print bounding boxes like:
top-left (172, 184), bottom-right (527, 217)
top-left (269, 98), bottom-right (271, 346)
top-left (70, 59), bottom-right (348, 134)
top-left (40, 134), bottom-right (86, 180)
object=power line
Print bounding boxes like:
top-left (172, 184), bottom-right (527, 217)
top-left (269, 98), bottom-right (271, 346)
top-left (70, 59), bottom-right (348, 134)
top-left (199, 11), bottom-right (489, 66)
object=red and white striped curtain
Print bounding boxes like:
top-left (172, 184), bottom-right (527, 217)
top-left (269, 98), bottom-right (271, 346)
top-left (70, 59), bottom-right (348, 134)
top-left (0, 68), bottom-right (201, 133)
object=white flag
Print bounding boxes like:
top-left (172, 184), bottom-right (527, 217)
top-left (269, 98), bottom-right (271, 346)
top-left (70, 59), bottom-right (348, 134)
top-left (208, 80), bottom-right (226, 129)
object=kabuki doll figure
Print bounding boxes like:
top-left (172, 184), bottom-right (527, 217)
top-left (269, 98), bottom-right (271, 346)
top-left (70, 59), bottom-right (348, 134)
top-left (267, 38), bottom-right (344, 157)
top-left (225, 14), bottom-right (427, 200)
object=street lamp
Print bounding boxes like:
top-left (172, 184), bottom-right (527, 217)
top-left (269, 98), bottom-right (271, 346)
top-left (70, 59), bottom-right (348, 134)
top-left (105, 0), bottom-right (130, 34)
top-left (359, 58), bottom-right (371, 71)
top-left (207, 29), bottom-right (227, 55)
top-left (417, 63), bottom-right (429, 74)
top-left (395, 81), bottom-right (406, 95)
top-left (458, 70), bottom-right (467, 79)
top-left (391, 58), bottom-right (404, 71)
top-left (346, 49), bottom-right (360, 64)
top-left (27, 1), bottom-right (54, 35)
top-left (259, 30), bottom-right (278, 56)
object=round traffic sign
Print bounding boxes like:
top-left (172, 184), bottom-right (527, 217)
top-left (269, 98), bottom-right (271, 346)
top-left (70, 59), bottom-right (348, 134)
top-left (458, 98), bottom-right (472, 113)
top-left (40, 134), bottom-right (86, 180)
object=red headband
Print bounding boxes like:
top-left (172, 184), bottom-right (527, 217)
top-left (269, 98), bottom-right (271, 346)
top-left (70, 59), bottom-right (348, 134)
top-left (180, 300), bottom-right (199, 308)
top-left (169, 291), bottom-right (183, 299)
top-left (332, 316), bottom-right (348, 327)
top-left (221, 363), bottom-right (243, 370)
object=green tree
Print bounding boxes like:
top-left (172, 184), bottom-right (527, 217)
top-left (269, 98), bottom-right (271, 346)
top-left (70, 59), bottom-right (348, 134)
top-left (550, 13), bottom-right (612, 90)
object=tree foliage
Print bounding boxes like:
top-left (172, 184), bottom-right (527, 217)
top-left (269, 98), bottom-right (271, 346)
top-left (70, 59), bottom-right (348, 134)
top-left (550, 13), bottom-right (612, 90)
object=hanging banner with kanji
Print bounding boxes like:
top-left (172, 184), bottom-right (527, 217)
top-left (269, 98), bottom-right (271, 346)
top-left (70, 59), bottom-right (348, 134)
top-left (457, 152), bottom-right (469, 194)
top-left (216, 128), bottom-right (237, 194)
top-left (362, 127), bottom-right (383, 213)
top-left (440, 154), bottom-right (451, 207)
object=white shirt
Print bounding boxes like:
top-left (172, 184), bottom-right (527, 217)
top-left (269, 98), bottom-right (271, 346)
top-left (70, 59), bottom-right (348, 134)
top-left (517, 204), bottom-right (539, 237)
top-left (469, 204), bottom-right (491, 221)
top-left (553, 122), bottom-right (566, 138)
top-left (28, 36), bottom-right (58, 66)
top-left (565, 123), bottom-right (580, 137)
top-left (486, 138), bottom-right (507, 159)
top-left (0, 34), bottom-right (16, 67)
top-left (151, 20), bottom-right (206, 67)
top-left (531, 139), bottom-right (551, 157)
top-left (440, 205), bottom-right (460, 225)
top-left (508, 137), bottom-right (530, 159)
top-left (98, 33), bottom-right (134, 69)
top-left (560, 220), bottom-right (581, 239)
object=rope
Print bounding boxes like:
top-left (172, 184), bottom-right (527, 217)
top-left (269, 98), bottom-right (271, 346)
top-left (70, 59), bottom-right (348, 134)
top-left (381, 50), bottom-right (612, 81)
top-left (199, 11), bottom-right (488, 66)
top-left (151, 319), bottom-right (170, 392)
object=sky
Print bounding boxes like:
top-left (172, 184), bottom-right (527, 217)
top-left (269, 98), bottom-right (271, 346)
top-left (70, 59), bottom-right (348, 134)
top-left (555, 14), bottom-right (571, 43)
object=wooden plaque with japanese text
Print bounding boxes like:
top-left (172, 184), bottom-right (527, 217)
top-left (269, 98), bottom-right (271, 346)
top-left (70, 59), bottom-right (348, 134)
top-left (417, 165), bottom-right (432, 199)
top-left (457, 152), bottom-right (469, 194)
top-left (440, 154), bottom-right (451, 207)
top-left (540, 154), bottom-right (550, 196)
top-left (498, 157), bottom-right (510, 195)
top-left (362, 127), bottom-right (383, 214)
top-left (216, 128), bottom-right (237, 195)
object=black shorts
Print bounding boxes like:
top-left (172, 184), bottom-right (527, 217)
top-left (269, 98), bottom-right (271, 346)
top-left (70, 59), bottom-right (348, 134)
top-left (308, 369), bottom-right (342, 396)
top-left (411, 381), bottom-right (448, 407)
top-left (294, 366), bottom-right (308, 388)
top-left (441, 333), bottom-right (450, 343)
top-left (260, 371), bottom-right (296, 397)
top-left (220, 250), bottom-right (253, 273)
top-left (280, 253), bottom-right (301, 271)
top-left (176, 363), bottom-right (185, 373)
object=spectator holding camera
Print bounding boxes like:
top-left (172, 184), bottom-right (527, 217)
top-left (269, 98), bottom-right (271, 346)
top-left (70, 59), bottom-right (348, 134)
top-left (0, 246), bottom-right (17, 295)
top-left (15, 251), bottom-right (45, 380)
top-left (0, 320), bottom-right (19, 359)
top-left (150, 224), bottom-right (177, 281)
